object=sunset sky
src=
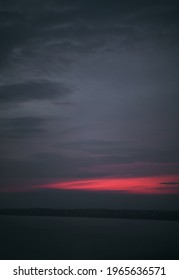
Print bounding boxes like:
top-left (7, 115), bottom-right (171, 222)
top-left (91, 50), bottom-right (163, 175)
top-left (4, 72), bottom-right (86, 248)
top-left (0, 0), bottom-right (179, 209)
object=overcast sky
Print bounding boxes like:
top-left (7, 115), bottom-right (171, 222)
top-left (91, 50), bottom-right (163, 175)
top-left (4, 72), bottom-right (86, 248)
top-left (0, 0), bottom-right (179, 209)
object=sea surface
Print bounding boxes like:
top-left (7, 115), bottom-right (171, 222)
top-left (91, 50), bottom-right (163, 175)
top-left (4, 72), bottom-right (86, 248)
top-left (0, 215), bottom-right (179, 259)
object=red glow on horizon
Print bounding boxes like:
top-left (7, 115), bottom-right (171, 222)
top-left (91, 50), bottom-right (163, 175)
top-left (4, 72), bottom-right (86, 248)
top-left (38, 175), bottom-right (179, 194)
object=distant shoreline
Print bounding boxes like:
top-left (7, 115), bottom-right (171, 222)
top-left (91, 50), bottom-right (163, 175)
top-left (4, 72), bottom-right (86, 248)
top-left (0, 208), bottom-right (179, 221)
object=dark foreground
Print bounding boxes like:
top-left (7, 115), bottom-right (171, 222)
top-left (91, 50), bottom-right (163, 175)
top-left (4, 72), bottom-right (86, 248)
top-left (0, 215), bottom-right (179, 260)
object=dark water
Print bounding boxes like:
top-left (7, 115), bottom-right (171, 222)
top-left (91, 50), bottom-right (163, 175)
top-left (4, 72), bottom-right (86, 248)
top-left (0, 216), bottom-right (179, 259)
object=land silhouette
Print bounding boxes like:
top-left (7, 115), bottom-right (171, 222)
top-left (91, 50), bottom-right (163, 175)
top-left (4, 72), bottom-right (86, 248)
top-left (0, 208), bottom-right (179, 221)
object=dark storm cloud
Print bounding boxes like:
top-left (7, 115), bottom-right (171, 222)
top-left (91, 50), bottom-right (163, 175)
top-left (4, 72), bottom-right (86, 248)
top-left (28, 0), bottom-right (179, 59)
top-left (0, 0), bottom-right (178, 68)
top-left (35, 0), bottom-right (179, 46)
top-left (0, 117), bottom-right (46, 139)
top-left (0, 81), bottom-right (71, 104)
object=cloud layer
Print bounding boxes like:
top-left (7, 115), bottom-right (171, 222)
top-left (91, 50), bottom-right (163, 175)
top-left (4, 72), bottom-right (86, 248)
top-left (0, 0), bottom-right (178, 197)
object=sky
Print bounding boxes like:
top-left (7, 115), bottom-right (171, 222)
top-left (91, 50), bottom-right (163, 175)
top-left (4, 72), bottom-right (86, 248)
top-left (0, 0), bottom-right (179, 209)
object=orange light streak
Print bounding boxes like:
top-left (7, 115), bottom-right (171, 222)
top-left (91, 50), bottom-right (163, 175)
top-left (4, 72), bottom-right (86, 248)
top-left (38, 175), bottom-right (179, 194)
